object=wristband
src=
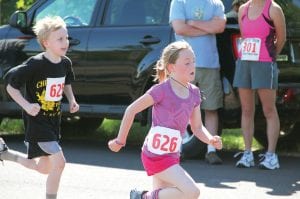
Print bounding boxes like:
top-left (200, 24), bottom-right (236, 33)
top-left (114, 139), bottom-right (125, 147)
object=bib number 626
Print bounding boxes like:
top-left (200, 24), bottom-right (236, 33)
top-left (146, 126), bottom-right (182, 155)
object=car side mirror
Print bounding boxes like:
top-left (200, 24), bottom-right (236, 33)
top-left (9, 11), bottom-right (28, 29)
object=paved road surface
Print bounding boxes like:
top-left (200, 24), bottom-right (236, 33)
top-left (0, 137), bottom-right (299, 199)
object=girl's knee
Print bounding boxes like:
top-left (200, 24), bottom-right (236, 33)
top-left (184, 184), bottom-right (200, 199)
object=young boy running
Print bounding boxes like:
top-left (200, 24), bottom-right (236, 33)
top-left (0, 16), bottom-right (79, 199)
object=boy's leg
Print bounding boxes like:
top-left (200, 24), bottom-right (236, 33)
top-left (147, 164), bottom-right (200, 199)
top-left (46, 151), bottom-right (66, 196)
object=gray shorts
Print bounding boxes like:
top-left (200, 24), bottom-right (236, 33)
top-left (25, 141), bottom-right (62, 159)
top-left (233, 59), bottom-right (279, 89)
top-left (193, 68), bottom-right (223, 110)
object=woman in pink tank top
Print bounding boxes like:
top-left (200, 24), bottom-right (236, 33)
top-left (233, 0), bottom-right (286, 170)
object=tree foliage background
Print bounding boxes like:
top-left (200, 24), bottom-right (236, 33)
top-left (0, 0), bottom-right (36, 25)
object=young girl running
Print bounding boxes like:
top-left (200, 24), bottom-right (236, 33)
top-left (108, 41), bottom-right (222, 199)
top-left (0, 16), bottom-right (79, 199)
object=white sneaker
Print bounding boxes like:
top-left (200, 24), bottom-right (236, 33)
top-left (234, 151), bottom-right (254, 168)
top-left (259, 153), bottom-right (280, 170)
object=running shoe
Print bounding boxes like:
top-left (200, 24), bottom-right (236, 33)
top-left (130, 189), bottom-right (147, 199)
top-left (258, 152), bottom-right (280, 170)
top-left (234, 151), bottom-right (254, 168)
top-left (0, 137), bottom-right (8, 162)
top-left (205, 151), bottom-right (222, 164)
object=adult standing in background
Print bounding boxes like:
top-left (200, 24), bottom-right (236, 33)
top-left (170, 0), bottom-right (226, 164)
top-left (233, 0), bottom-right (286, 169)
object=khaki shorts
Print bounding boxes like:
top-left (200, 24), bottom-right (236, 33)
top-left (193, 68), bottom-right (223, 110)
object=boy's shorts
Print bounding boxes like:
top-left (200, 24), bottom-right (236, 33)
top-left (233, 59), bottom-right (279, 89)
top-left (193, 68), bottom-right (223, 110)
top-left (25, 141), bottom-right (62, 159)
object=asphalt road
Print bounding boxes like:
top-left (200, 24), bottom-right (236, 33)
top-left (0, 137), bottom-right (299, 199)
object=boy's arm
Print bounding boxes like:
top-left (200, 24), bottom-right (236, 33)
top-left (6, 84), bottom-right (40, 116)
top-left (63, 84), bottom-right (79, 113)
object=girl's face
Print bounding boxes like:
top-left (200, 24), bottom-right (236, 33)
top-left (170, 48), bottom-right (195, 83)
top-left (43, 27), bottom-right (69, 58)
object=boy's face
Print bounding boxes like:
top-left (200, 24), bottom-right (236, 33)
top-left (43, 27), bottom-right (69, 57)
top-left (171, 49), bottom-right (196, 83)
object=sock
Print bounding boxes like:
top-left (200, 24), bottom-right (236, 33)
top-left (207, 144), bottom-right (216, 153)
top-left (46, 193), bottom-right (57, 199)
top-left (143, 189), bottom-right (161, 199)
top-left (0, 150), bottom-right (19, 162)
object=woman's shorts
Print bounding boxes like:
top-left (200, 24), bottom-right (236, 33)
top-left (233, 59), bottom-right (279, 89)
top-left (193, 68), bottom-right (223, 110)
top-left (141, 151), bottom-right (179, 176)
top-left (25, 141), bottom-right (62, 159)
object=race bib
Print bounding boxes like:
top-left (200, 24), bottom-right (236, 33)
top-left (45, 77), bottom-right (65, 101)
top-left (241, 38), bottom-right (261, 61)
top-left (146, 126), bottom-right (182, 155)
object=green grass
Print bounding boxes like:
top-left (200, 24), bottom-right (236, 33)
top-left (0, 118), bottom-right (281, 152)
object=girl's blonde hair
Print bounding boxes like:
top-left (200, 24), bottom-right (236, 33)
top-left (33, 16), bottom-right (66, 50)
top-left (154, 40), bottom-right (193, 83)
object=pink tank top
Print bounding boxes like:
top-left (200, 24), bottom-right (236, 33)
top-left (240, 0), bottom-right (276, 62)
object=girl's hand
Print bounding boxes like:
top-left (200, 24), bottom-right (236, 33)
top-left (24, 103), bottom-right (40, 116)
top-left (69, 101), bottom-right (79, 113)
top-left (108, 138), bottom-right (125, 152)
top-left (209, 136), bottom-right (222, 150)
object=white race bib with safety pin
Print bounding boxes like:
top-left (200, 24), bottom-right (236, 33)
top-left (45, 77), bottom-right (65, 101)
top-left (146, 126), bottom-right (182, 155)
top-left (241, 38), bottom-right (261, 61)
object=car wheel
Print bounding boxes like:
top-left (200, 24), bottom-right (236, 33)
top-left (181, 125), bottom-right (207, 158)
top-left (61, 117), bottom-right (103, 134)
top-left (254, 120), bottom-right (300, 149)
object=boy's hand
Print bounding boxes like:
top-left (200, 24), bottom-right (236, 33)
top-left (108, 138), bottom-right (124, 152)
top-left (24, 103), bottom-right (40, 116)
top-left (69, 101), bottom-right (79, 113)
top-left (209, 136), bottom-right (222, 150)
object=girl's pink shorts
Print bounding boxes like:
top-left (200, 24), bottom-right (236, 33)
top-left (141, 151), bottom-right (180, 176)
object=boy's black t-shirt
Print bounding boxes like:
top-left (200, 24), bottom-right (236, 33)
top-left (6, 53), bottom-right (74, 142)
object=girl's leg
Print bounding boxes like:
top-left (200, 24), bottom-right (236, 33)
top-left (46, 151), bottom-right (66, 195)
top-left (148, 164), bottom-right (200, 199)
top-left (238, 88), bottom-right (256, 150)
top-left (257, 89), bottom-right (279, 152)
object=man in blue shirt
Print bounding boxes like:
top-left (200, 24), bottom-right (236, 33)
top-left (170, 0), bottom-right (226, 164)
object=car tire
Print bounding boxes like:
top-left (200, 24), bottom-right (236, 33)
top-left (254, 120), bottom-right (300, 150)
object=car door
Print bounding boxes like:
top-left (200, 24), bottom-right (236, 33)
top-left (86, 0), bottom-right (172, 105)
top-left (276, 0), bottom-right (300, 83)
top-left (24, 0), bottom-right (100, 103)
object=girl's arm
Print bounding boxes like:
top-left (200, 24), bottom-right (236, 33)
top-left (6, 84), bottom-right (40, 116)
top-left (189, 105), bottom-right (222, 149)
top-left (109, 93), bottom-right (154, 152)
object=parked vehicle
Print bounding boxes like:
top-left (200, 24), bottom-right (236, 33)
top-left (0, 0), bottom-right (299, 157)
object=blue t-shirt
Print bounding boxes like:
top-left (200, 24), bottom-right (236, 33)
top-left (169, 0), bottom-right (225, 68)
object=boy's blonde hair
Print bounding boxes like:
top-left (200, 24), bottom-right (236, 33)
top-left (154, 40), bottom-right (194, 83)
top-left (33, 16), bottom-right (67, 50)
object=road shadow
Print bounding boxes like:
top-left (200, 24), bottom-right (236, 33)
top-left (2, 135), bottom-right (300, 198)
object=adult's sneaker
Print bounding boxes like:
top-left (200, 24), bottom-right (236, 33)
top-left (0, 137), bottom-right (8, 162)
top-left (205, 151), bottom-right (222, 164)
top-left (130, 189), bottom-right (148, 199)
top-left (234, 151), bottom-right (254, 168)
top-left (258, 153), bottom-right (280, 170)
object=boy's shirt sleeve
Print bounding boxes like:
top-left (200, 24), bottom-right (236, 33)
top-left (5, 59), bottom-right (34, 89)
top-left (215, 1), bottom-right (226, 19)
top-left (64, 56), bottom-right (74, 85)
top-left (169, 0), bottom-right (186, 23)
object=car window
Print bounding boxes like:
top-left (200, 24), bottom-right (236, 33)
top-left (104, 0), bottom-right (169, 26)
top-left (34, 0), bottom-right (98, 27)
